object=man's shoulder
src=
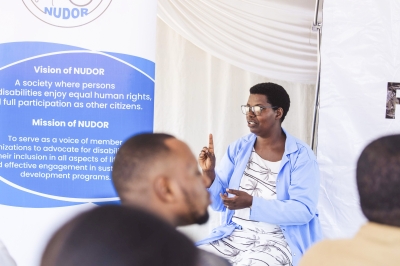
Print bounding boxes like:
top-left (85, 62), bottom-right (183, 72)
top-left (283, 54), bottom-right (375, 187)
top-left (299, 239), bottom-right (351, 265)
top-left (300, 236), bottom-right (385, 266)
top-left (197, 249), bottom-right (231, 266)
top-left (306, 238), bottom-right (351, 253)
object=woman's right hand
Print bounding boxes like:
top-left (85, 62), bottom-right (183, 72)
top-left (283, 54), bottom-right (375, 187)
top-left (198, 134), bottom-right (216, 185)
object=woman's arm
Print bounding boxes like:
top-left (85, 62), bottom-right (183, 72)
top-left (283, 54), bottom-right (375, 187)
top-left (198, 134), bottom-right (216, 186)
top-left (207, 151), bottom-right (235, 211)
top-left (199, 135), bottom-right (237, 212)
top-left (249, 146), bottom-right (320, 225)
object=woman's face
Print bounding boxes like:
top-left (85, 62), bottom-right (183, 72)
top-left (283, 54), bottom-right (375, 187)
top-left (245, 94), bottom-right (281, 136)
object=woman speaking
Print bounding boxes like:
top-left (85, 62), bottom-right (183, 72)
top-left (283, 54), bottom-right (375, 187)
top-left (197, 83), bottom-right (321, 266)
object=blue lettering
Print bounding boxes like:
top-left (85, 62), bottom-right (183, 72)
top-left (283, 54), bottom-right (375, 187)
top-left (44, 7), bottom-right (52, 16)
top-left (81, 8), bottom-right (88, 17)
top-left (44, 7), bottom-right (89, 19)
top-left (63, 8), bottom-right (70, 19)
top-left (53, 8), bottom-right (61, 18)
top-left (71, 8), bottom-right (80, 19)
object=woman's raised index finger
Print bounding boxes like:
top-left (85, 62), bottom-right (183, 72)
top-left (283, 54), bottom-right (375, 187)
top-left (209, 133), bottom-right (214, 153)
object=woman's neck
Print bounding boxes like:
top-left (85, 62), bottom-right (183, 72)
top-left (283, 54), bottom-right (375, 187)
top-left (254, 128), bottom-right (286, 161)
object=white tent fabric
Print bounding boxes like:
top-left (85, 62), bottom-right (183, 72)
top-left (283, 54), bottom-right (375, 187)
top-left (154, 18), bottom-right (316, 240)
top-left (158, 0), bottom-right (318, 84)
top-left (317, 0), bottom-right (400, 239)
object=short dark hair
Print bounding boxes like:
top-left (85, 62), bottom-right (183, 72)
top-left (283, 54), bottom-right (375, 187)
top-left (112, 133), bottom-right (175, 201)
top-left (357, 135), bottom-right (400, 227)
top-left (249, 82), bottom-right (290, 122)
top-left (41, 205), bottom-right (198, 266)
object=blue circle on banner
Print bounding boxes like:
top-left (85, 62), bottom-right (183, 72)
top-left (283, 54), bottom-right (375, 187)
top-left (0, 48), bottom-right (154, 202)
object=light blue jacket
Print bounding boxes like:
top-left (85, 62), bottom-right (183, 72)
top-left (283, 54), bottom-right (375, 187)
top-left (196, 130), bottom-right (322, 266)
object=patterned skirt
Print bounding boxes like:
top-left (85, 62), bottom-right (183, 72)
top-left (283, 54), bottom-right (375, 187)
top-left (199, 219), bottom-right (293, 266)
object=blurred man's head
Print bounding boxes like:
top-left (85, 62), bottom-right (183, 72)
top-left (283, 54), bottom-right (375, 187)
top-left (41, 205), bottom-right (197, 266)
top-left (357, 134), bottom-right (400, 227)
top-left (112, 133), bottom-right (210, 227)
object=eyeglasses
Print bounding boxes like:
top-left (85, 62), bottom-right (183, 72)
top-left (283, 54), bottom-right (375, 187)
top-left (241, 105), bottom-right (278, 116)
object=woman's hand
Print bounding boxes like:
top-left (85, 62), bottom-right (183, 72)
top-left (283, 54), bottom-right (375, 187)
top-left (220, 189), bottom-right (253, 210)
top-left (198, 134), bottom-right (216, 186)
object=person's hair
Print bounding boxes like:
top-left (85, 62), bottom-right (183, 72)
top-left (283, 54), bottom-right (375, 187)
top-left (41, 205), bottom-right (198, 266)
top-left (357, 134), bottom-right (400, 227)
top-left (249, 82), bottom-right (290, 122)
top-left (112, 133), bottom-right (175, 201)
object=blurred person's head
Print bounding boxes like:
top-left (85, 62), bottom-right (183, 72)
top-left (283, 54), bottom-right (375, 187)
top-left (41, 205), bottom-right (198, 266)
top-left (112, 133), bottom-right (210, 227)
top-left (357, 134), bottom-right (400, 227)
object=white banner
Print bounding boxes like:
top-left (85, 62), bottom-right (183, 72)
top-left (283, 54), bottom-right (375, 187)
top-left (318, 0), bottom-right (400, 238)
top-left (0, 1), bottom-right (157, 265)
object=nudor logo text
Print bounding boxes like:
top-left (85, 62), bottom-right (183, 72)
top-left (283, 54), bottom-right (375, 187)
top-left (23, 0), bottom-right (112, 28)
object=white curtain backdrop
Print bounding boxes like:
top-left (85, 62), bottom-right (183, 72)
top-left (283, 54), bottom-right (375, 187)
top-left (158, 0), bottom-right (318, 84)
top-left (154, 18), bottom-right (316, 240)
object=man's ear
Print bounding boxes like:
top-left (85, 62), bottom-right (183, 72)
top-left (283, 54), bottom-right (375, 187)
top-left (153, 175), bottom-right (175, 203)
top-left (275, 107), bottom-right (283, 120)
